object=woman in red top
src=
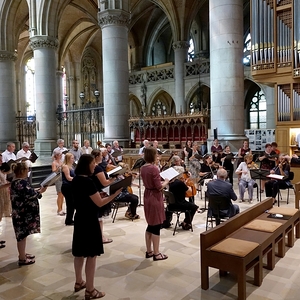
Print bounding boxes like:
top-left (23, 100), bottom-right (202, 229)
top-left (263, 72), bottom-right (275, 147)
top-left (141, 147), bottom-right (169, 261)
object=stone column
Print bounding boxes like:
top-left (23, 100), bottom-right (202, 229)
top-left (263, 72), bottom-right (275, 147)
top-left (0, 51), bottom-right (18, 150)
top-left (173, 41), bottom-right (189, 114)
top-left (209, 0), bottom-right (245, 151)
top-left (98, 5), bottom-right (130, 146)
top-left (30, 36), bottom-right (58, 155)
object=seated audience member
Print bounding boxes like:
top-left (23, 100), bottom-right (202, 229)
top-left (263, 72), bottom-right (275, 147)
top-left (168, 166), bottom-right (198, 230)
top-left (207, 168), bottom-right (240, 218)
top-left (235, 154), bottom-right (256, 203)
top-left (265, 154), bottom-right (290, 202)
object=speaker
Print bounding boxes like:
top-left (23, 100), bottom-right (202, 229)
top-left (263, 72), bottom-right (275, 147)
top-left (213, 128), bottom-right (218, 140)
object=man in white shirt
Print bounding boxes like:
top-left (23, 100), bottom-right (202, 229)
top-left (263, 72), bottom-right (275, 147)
top-left (2, 142), bottom-right (16, 162)
top-left (139, 139), bottom-right (150, 155)
top-left (53, 139), bottom-right (68, 162)
top-left (111, 140), bottom-right (123, 163)
top-left (81, 139), bottom-right (93, 154)
top-left (17, 142), bottom-right (33, 183)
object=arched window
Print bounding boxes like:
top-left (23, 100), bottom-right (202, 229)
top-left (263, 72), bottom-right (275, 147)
top-left (188, 38), bottom-right (195, 62)
top-left (151, 100), bottom-right (167, 116)
top-left (25, 58), bottom-right (35, 116)
top-left (249, 90), bottom-right (266, 129)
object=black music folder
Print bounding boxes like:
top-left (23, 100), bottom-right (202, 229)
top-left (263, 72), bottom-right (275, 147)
top-left (102, 175), bottom-right (132, 195)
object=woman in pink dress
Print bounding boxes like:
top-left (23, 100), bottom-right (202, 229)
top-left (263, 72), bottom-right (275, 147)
top-left (140, 147), bottom-right (169, 261)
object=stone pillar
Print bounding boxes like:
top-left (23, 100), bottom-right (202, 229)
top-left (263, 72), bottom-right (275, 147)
top-left (30, 36), bottom-right (58, 155)
top-left (209, 0), bottom-right (245, 151)
top-left (173, 41), bottom-right (189, 114)
top-left (0, 51), bottom-right (18, 150)
top-left (68, 76), bottom-right (76, 107)
top-left (98, 5), bottom-right (130, 146)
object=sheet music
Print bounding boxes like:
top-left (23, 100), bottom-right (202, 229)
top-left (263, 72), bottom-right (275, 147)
top-left (160, 167), bottom-right (179, 181)
top-left (267, 174), bottom-right (285, 180)
top-left (40, 172), bottom-right (61, 187)
top-left (106, 166), bottom-right (122, 176)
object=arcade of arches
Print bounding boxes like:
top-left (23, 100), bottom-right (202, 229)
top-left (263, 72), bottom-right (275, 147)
top-left (0, 0), bottom-right (277, 155)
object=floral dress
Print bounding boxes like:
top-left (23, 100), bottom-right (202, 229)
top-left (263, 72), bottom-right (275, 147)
top-left (10, 179), bottom-right (41, 241)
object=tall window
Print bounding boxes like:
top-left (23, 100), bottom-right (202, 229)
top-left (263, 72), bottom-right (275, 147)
top-left (249, 90), bottom-right (266, 129)
top-left (188, 38), bottom-right (195, 62)
top-left (243, 33), bottom-right (251, 66)
top-left (25, 58), bottom-right (35, 116)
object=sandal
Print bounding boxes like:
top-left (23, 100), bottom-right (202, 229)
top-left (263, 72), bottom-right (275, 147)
top-left (145, 251), bottom-right (153, 258)
top-left (132, 214), bottom-right (140, 220)
top-left (18, 258), bottom-right (35, 266)
top-left (74, 280), bottom-right (86, 292)
top-left (26, 253), bottom-right (35, 259)
top-left (102, 238), bottom-right (113, 244)
top-left (85, 288), bottom-right (105, 299)
top-left (153, 253), bottom-right (168, 261)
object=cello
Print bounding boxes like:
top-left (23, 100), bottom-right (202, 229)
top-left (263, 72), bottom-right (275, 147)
top-left (182, 171), bottom-right (197, 198)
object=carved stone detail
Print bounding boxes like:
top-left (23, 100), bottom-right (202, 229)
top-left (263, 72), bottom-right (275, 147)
top-left (98, 10), bottom-right (130, 28)
top-left (172, 41), bottom-right (189, 50)
top-left (30, 36), bottom-right (59, 50)
top-left (0, 51), bottom-right (17, 62)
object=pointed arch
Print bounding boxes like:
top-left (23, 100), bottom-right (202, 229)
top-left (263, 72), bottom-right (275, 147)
top-left (147, 88), bottom-right (175, 116)
top-left (129, 93), bottom-right (142, 117)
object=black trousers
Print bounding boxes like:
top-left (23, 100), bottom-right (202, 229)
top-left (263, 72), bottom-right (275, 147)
top-left (265, 180), bottom-right (287, 198)
top-left (114, 193), bottom-right (138, 216)
top-left (61, 183), bottom-right (74, 225)
top-left (169, 201), bottom-right (198, 224)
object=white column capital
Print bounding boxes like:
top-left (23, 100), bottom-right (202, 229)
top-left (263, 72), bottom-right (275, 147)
top-left (30, 36), bottom-right (59, 50)
top-left (98, 10), bottom-right (130, 29)
top-left (0, 51), bottom-right (17, 62)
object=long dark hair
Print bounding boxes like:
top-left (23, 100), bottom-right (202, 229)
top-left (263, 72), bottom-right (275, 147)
top-left (75, 154), bottom-right (94, 176)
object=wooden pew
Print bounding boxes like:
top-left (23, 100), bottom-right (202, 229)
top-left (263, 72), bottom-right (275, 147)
top-left (200, 197), bottom-right (300, 299)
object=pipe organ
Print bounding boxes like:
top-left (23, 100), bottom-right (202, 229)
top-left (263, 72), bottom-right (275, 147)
top-left (251, 0), bottom-right (300, 156)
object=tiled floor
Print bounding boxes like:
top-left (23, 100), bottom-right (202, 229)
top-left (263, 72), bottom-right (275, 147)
top-left (0, 179), bottom-right (299, 300)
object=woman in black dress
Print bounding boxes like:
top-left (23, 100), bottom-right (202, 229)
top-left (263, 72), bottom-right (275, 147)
top-left (71, 154), bottom-right (121, 299)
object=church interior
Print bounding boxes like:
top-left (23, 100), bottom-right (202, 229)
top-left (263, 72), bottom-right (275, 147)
top-left (1, 0), bottom-right (300, 299)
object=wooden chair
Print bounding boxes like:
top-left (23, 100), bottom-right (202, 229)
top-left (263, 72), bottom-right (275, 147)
top-left (206, 195), bottom-right (231, 230)
top-left (163, 190), bottom-right (193, 235)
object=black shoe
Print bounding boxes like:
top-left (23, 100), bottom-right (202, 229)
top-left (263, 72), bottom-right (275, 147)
top-left (65, 221), bottom-right (74, 226)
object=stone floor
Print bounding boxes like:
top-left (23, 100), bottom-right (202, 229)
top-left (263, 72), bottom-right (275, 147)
top-left (0, 178), bottom-right (299, 300)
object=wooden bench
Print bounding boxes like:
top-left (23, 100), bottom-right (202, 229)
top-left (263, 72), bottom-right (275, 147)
top-left (200, 197), bottom-right (300, 299)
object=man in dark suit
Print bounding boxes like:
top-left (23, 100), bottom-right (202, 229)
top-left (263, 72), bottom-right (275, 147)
top-left (207, 168), bottom-right (240, 217)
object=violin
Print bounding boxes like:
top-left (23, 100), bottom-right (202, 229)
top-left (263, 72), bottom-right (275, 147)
top-left (182, 171), bottom-right (197, 197)
top-left (247, 161), bottom-right (259, 169)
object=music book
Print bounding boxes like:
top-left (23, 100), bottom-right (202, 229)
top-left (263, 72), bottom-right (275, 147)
top-left (106, 166), bottom-right (122, 177)
top-left (267, 174), bottom-right (285, 180)
top-left (29, 152), bottom-right (38, 163)
top-left (40, 172), bottom-right (61, 187)
top-left (6, 158), bottom-right (27, 168)
top-left (160, 167), bottom-right (180, 181)
top-left (102, 175), bottom-right (132, 195)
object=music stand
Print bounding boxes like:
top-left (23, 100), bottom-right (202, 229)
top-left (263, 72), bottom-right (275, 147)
top-left (131, 158), bottom-right (146, 206)
top-left (250, 169), bottom-right (270, 202)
